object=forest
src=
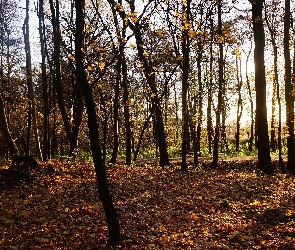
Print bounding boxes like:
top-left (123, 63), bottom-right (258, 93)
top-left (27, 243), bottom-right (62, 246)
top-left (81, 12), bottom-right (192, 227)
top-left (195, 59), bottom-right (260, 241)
top-left (1, 0), bottom-right (295, 248)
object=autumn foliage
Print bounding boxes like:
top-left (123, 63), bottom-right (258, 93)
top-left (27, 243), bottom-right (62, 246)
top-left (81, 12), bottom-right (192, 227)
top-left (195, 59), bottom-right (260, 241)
top-left (1, 159), bottom-right (295, 249)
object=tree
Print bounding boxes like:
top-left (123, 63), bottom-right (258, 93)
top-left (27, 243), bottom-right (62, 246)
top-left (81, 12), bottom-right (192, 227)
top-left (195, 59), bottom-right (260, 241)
top-left (109, 0), bottom-right (170, 167)
top-left (180, 0), bottom-right (191, 171)
top-left (212, 0), bottom-right (223, 166)
top-left (23, 0), bottom-right (42, 160)
top-left (37, 0), bottom-right (50, 160)
top-left (75, 0), bottom-right (120, 245)
top-left (0, 95), bottom-right (19, 157)
top-left (249, 0), bottom-right (273, 175)
top-left (284, 0), bottom-right (295, 174)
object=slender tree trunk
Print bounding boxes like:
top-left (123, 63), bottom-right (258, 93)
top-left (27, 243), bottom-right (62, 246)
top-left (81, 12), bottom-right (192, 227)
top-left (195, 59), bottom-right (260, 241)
top-left (48, 0), bottom-right (74, 152)
top-left (109, 6), bottom-right (121, 164)
top-left (213, 0), bottom-right (223, 166)
top-left (235, 53), bottom-right (243, 152)
top-left (110, 60), bottom-right (120, 164)
top-left (38, 0), bottom-right (50, 160)
top-left (284, 0), bottom-right (295, 174)
top-left (196, 50), bottom-right (203, 157)
top-left (133, 112), bottom-right (153, 162)
top-left (249, 0), bottom-right (273, 175)
top-left (207, 17), bottom-right (214, 154)
top-left (75, 0), bottom-right (120, 245)
top-left (180, 0), bottom-right (191, 171)
top-left (122, 52), bottom-right (132, 165)
top-left (23, 0), bottom-right (42, 160)
top-left (0, 95), bottom-right (19, 158)
top-left (245, 42), bottom-right (254, 151)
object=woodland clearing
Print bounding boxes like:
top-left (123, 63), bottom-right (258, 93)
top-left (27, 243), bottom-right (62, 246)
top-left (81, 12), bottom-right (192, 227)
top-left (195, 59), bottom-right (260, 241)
top-left (0, 158), bottom-right (295, 249)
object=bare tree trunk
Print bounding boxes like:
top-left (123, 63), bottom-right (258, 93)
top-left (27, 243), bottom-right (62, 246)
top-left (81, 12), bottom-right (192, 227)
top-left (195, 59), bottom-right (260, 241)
top-left (249, 0), bottom-right (273, 175)
top-left (235, 52), bottom-right (243, 152)
top-left (48, 0), bottom-right (74, 152)
top-left (180, 0), bottom-right (191, 171)
top-left (0, 95), bottom-right (19, 158)
top-left (38, 0), bottom-right (50, 160)
top-left (213, 0), bottom-right (223, 166)
top-left (122, 53), bottom-right (132, 165)
top-left (23, 0), bottom-right (42, 160)
top-left (75, 0), bottom-right (120, 245)
top-left (207, 16), bottom-right (214, 155)
top-left (284, 0), bottom-right (295, 174)
top-left (245, 43), bottom-right (254, 152)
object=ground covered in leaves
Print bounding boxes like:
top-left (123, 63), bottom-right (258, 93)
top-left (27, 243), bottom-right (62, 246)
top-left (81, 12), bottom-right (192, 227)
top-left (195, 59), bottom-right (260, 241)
top-left (1, 159), bottom-right (295, 249)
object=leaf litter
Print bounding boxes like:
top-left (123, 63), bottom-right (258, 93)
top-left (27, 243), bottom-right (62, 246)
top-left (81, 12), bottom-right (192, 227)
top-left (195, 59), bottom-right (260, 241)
top-left (0, 159), bottom-right (295, 249)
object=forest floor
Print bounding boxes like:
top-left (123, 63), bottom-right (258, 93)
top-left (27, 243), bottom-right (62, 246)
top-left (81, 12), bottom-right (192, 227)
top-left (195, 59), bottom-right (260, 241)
top-left (0, 157), bottom-right (295, 249)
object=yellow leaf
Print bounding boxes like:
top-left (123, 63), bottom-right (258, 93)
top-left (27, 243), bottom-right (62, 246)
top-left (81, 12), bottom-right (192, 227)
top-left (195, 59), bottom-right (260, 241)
top-left (87, 65), bottom-right (94, 71)
top-left (143, 51), bottom-right (149, 57)
top-left (129, 42), bottom-right (135, 48)
top-left (158, 224), bottom-right (165, 232)
top-left (156, 29), bottom-right (165, 36)
top-left (250, 200), bottom-right (261, 207)
top-left (176, 55), bottom-right (183, 61)
top-left (68, 54), bottom-right (75, 61)
top-left (125, 100), bottom-right (131, 106)
top-left (196, 29), bottom-right (203, 35)
top-left (99, 61), bottom-right (105, 70)
top-left (217, 36), bottom-right (224, 44)
top-left (151, 93), bottom-right (156, 98)
top-left (188, 30), bottom-right (196, 38)
top-left (235, 46), bottom-right (241, 58)
top-left (38, 238), bottom-right (50, 243)
top-left (191, 213), bottom-right (198, 220)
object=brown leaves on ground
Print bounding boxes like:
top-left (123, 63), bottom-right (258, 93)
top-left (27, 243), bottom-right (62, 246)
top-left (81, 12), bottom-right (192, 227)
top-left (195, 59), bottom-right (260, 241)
top-left (1, 159), bottom-right (295, 249)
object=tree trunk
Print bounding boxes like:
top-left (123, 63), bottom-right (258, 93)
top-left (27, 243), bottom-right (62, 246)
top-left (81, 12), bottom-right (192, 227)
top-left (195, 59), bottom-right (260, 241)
top-left (48, 0), bottom-right (74, 153)
top-left (245, 43), bottom-right (254, 152)
top-left (0, 95), bottom-right (19, 158)
top-left (180, 1), bottom-right (190, 171)
top-left (235, 52), bottom-right (243, 152)
top-left (122, 52), bottom-right (132, 165)
top-left (110, 59), bottom-right (120, 164)
top-left (75, 0), bottom-right (120, 245)
top-left (23, 0), bottom-right (42, 160)
top-left (207, 17), bottom-right (214, 155)
top-left (284, 0), bottom-right (295, 174)
top-left (38, 0), bottom-right (50, 160)
top-left (196, 50), bottom-right (203, 157)
top-left (213, 0), bottom-right (223, 166)
top-left (249, 0), bottom-right (273, 175)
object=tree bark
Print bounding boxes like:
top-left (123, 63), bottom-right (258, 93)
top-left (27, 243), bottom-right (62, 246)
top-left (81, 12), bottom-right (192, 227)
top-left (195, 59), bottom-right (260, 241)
top-left (23, 0), bottom-right (42, 160)
top-left (0, 95), bottom-right (19, 158)
top-left (249, 0), bottom-right (273, 175)
top-left (38, 0), bottom-right (50, 160)
top-left (213, 0), bottom-right (223, 166)
top-left (284, 0), bottom-right (295, 174)
top-left (48, 0), bottom-right (75, 153)
top-left (75, 0), bottom-right (120, 245)
top-left (180, 0), bottom-right (191, 171)
top-left (245, 43), bottom-right (254, 152)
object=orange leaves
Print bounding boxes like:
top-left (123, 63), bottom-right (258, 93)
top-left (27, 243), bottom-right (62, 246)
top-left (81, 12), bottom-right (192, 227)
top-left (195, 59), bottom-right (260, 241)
top-left (1, 160), bottom-right (295, 248)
